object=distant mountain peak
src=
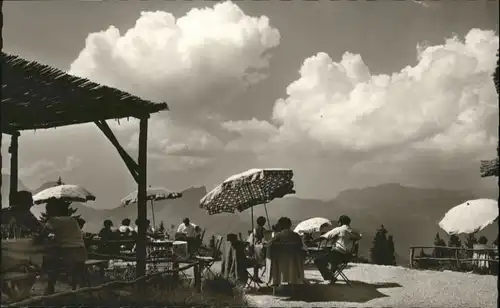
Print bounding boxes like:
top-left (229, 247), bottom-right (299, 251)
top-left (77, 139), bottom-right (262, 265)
top-left (181, 185), bottom-right (207, 195)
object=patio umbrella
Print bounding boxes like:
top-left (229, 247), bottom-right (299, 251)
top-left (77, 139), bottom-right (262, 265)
top-left (33, 184), bottom-right (96, 205)
top-left (121, 186), bottom-right (182, 229)
top-left (439, 199), bottom-right (499, 235)
top-left (200, 168), bottom-right (295, 243)
top-left (294, 217), bottom-right (332, 234)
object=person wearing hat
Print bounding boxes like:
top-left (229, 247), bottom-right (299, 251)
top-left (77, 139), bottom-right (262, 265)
top-left (312, 215), bottom-right (362, 284)
top-left (176, 217), bottom-right (197, 253)
top-left (35, 199), bottom-right (88, 294)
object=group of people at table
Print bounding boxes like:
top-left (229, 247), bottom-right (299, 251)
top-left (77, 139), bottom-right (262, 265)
top-left (95, 217), bottom-right (203, 256)
top-left (223, 214), bottom-right (362, 287)
top-left (1, 191), bottom-right (204, 296)
top-left (1, 190), bottom-right (362, 298)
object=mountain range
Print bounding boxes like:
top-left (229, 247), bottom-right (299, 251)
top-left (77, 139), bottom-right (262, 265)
top-left (2, 174), bottom-right (498, 265)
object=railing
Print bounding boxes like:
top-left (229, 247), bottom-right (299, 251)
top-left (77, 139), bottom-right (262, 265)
top-left (2, 237), bottom-right (212, 306)
top-left (409, 245), bottom-right (499, 270)
top-left (4, 259), bottom-right (203, 307)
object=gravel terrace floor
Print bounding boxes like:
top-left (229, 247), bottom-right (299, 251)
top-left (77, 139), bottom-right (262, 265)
top-left (240, 263), bottom-right (498, 308)
top-left (11, 262), bottom-right (497, 308)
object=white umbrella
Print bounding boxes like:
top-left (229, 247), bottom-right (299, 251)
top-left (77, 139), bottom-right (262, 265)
top-left (439, 199), bottom-right (499, 235)
top-left (32, 184), bottom-right (96, 205)
top-left (121, 186), bottom-right (182, 228)
top-left (294, 217), bottom-right (332, 234)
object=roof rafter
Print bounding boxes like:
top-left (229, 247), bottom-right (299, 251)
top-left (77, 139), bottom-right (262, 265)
top-left (1, 52), bottom-right (168, 132)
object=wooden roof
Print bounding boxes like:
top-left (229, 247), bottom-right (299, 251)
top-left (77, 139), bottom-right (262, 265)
top-left (1, 52), bottom-right (168, 133)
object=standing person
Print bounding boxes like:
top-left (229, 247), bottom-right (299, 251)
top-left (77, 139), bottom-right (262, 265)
top-left (118, 218), bottom-right (133, 234)
top-left (176, 218), bottom-right (197, 252)
top-left (36, 200), bottom-right (88, 294)
top-left (312, 215), bottom-right (362, 284)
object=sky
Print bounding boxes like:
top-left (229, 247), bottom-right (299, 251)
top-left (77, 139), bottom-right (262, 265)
top-left (2, 0), bottom-right (499, 209)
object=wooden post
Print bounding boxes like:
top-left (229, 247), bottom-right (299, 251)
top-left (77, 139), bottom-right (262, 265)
top-left (172, 261), bottom-right (179, 285)
top-left (1, 131), bottom-right (2, 208)
top-left (136, 117), bottom-right (148, 281)
top-left (409, 247), bottom-right (414, 268)
top-left (9, 132), bottom-right (19, 205)
top-left (194, 261), bottom-right (202, 292)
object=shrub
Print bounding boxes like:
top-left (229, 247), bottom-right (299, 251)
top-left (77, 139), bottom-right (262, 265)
top-left (202, 272), bottom-right (242, 296)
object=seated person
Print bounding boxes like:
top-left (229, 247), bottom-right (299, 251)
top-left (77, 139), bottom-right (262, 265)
top-left (266, 217), bottom-right (306, 286)
top-left (192, 226), bottom-right (203, 251)
top-left (302, 233), bottom-right (314, 246)
top-left (224, 233), bottom-right (254, 284)
top-left (251, 216), bottom-right (267, 244)
top-left (118, 218), bottom-right (134, 235)
top-left (35, 200), bottom-right (88, 294)
top-left (312, 215), bottom-right (361, 284)
top-left (267, 217), bottom-right (306, 256)
top-left (473, 236), bottom-right (491, 272)
top-left (98, 219), bottom-right (117, 254)
top-left (271, 223), bottom-right (281, 238)
top-left (2, 191), bottom-right (42, 238)
top-left (131, 219), bottom-right (154, 245)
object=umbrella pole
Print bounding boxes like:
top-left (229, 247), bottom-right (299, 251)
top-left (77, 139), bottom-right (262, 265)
top-left (151, 200), bottom-right (156, 230)
top-left (251, 205), bottom-right (255, 246)
top-left (263, 202), bottom-right (271, 229)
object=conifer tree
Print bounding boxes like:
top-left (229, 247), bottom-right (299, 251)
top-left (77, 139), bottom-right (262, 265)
top-left (370, 225), bottom-right (389, 265)
top-left (432, 232), bottom-right (446, 258)
top-left (464, 233), bottom-right (478, 258)
top-left (39, 177), bottom-right (82, 223)
top-left (387, 235), bottom-right (396, 265)
top-left (158, 221), bottom-right (166, 234)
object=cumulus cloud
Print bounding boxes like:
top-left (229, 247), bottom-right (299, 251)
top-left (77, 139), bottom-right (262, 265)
top-left (227, 29), bottom-right (499, 196)
top-left (66, 0), bottom-right (497, 200)
top-left (68, 1), bottom-right (280, 171)
top-left (69, 1), bottom-right (279, 120)
top-left (18, 156), bottom-right (83, 189)
top-left (272, 29), bottom-right (497, 152)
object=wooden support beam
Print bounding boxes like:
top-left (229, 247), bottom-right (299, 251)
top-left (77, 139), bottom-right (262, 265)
top-left (135, 117), bottom-right (148, 282)
top-left (94, 120), bottom-right (140, 183)
top-left (1, 132), bottom-right (2, 207)
top-left (9, 132), bottom-right (19, 205)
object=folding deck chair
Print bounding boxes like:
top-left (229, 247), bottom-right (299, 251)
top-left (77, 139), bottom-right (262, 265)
top-left (305, 238), bottom-right (329, 264)
top-left (245, 259), bottom-right (267, 289)
top-left (331, 241), bottom-right (359, 286)
top-left (195, 235), bottom-right (224, 277)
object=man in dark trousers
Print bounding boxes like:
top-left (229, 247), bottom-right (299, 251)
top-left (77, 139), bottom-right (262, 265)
top-left (313, 215), bottom-right (362, 284)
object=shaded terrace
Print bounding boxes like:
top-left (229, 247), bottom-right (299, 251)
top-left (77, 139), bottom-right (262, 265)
top-left (1, 52), bottom-right (168, 278)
